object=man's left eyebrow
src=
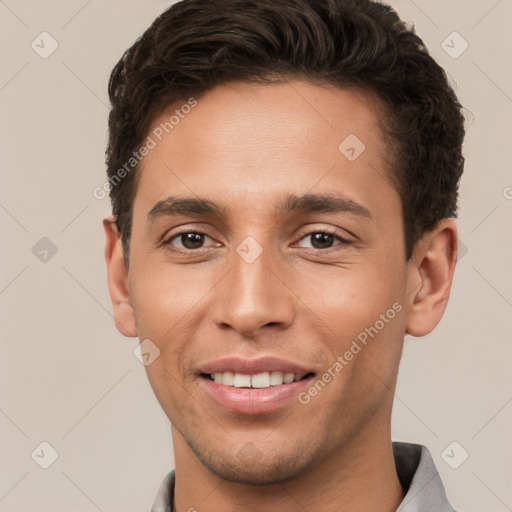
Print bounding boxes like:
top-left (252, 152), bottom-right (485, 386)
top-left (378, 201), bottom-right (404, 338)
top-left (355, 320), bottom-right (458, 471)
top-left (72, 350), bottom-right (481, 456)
top-left (276, 193), bottom-right (372, 219)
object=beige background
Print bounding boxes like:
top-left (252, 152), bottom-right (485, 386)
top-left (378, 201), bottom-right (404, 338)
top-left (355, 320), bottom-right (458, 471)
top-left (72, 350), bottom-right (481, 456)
top-left (1, 1), bottom-right (511, 511)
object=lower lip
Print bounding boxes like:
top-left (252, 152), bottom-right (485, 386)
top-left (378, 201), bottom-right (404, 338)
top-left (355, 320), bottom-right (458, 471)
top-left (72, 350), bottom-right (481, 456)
top-left (199, 375), bottom-right (314, 415)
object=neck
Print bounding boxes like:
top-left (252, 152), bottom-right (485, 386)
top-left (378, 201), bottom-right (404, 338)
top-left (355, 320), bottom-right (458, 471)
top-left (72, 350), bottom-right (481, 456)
top-left (170, 416), bottom-right (404, 512)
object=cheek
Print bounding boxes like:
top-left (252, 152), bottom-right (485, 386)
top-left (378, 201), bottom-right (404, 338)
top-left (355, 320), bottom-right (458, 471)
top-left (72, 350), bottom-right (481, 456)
top-left (306, 302), bottom-right (405, 431)
top-left (129, 259), bottom-right (212, 336)
top-left (299, 260), bottom-right (404, 328)
top-left (302, 262), bottom-right (406, 393)
top-left (129, 264), bottom-right (212, 400)
top-left (144, 360), bottom-right (202, 428)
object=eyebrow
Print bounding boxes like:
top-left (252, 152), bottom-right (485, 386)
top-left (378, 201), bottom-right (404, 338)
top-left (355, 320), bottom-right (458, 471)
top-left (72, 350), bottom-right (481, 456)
top-left (147, 193), bottom-right (372, 222)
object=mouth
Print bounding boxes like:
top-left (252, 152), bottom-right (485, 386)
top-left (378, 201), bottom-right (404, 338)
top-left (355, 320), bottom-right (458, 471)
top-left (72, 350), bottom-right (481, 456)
top-left (196, 357), bottom-right (317, 414)
top-left (200, 371), bottom-right (315, 388)
top-left (196, 356), bottom-right (317, 414)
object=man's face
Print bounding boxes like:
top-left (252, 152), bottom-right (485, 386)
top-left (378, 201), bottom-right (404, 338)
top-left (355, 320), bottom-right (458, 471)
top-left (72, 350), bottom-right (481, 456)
top-left (126, 81), bottom-right (410, 484)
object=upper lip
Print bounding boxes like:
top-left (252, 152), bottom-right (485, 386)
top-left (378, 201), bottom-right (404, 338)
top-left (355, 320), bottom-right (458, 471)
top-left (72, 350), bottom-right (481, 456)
top-left (197, 356), bottom-right (315, 376)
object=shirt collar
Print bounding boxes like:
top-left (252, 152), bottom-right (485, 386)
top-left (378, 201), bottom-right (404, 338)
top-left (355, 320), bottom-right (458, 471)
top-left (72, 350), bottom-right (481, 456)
top-left (151, 441), bottom-right (456, 512)
top-left (394, 442), bottom-right (456, 511)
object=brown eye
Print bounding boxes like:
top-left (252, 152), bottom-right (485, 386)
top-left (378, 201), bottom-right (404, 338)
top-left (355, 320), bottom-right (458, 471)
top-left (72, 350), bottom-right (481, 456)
top-left (310, 232), bottom-right (336, 249)
top-left (296, 231), bottom-right (351, 250)
top-left (179, 233), bottom-right (205, 249)
top-left (166, 231), bottom-right (211, 250)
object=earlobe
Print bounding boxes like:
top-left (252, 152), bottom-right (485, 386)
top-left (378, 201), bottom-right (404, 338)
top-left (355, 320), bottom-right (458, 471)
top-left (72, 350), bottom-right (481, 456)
top-left (405, 218), bottom-right (458, 337)
top-left (103, 215), bottom-right (138, 338)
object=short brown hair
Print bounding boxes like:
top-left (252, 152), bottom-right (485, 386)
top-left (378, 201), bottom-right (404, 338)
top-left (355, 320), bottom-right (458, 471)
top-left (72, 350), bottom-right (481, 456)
top-left (106, 0), bottom-right (465, 264)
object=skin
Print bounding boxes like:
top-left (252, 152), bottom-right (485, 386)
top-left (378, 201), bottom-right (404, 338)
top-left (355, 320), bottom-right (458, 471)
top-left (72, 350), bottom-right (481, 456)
top-left (104, 80), bottom-right (458, 512)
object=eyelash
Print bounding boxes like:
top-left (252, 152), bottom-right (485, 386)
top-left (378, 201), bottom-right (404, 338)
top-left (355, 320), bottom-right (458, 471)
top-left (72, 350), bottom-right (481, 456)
top-left (162, 229), bottom-right (353, 254)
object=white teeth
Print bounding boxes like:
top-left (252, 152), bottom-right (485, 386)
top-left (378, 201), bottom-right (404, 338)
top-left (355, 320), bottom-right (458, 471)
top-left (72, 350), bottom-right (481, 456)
top-left (233, 373), bottom-right (251, 388)
top-left (210, 371), bottom-right (308, 388)
top-left (251, 372), bottom-right (271, 388)
top-left (222, 372), bottom-right (234, 386)
top-left (269, 371), bottom-right (284, 386)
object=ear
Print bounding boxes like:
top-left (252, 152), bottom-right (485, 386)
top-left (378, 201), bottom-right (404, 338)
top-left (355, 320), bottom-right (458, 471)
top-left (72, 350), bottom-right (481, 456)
top-left (103, 215), bottom-right (138, 337)
top-left (405, 218), bottom-right (458, 337)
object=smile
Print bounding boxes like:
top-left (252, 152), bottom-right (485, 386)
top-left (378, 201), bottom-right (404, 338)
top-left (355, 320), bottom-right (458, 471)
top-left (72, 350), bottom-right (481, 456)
top-left (199, 373), bottom-right (316, 415)
top-left (207, 371), bottom-right (313, 388)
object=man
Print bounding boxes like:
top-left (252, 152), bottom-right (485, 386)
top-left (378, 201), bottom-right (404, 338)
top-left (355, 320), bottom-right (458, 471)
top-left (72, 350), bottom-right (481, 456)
top-left (103, 0), bottom-right (465, 510)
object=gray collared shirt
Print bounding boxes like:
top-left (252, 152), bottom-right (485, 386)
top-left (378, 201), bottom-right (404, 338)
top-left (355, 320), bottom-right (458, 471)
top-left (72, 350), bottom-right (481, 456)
top-left (151, 441), bottom-right (456, 512)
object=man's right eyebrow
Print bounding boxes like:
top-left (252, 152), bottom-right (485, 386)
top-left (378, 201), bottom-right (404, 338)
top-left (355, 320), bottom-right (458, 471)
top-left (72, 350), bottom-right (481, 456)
top-left (147, 197), bottom-right (227, 222)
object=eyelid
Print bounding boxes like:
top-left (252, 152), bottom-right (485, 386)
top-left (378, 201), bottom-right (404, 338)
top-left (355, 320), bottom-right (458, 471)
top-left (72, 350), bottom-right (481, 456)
top-left (293, 223), bottom-right (355, 241)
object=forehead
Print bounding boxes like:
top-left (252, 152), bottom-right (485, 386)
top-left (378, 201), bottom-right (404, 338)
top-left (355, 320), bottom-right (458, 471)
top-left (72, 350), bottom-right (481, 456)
top-left (133, 80), bottom-right (395, 219)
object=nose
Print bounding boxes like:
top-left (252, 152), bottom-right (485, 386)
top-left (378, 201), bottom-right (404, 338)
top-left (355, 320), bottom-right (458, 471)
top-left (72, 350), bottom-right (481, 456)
top-left (210, 247), bottom-right (295, 338)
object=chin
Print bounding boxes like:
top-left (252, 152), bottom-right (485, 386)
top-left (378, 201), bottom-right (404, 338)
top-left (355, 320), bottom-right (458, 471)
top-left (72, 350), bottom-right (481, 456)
top-left (188, 438), bottom-right (319, 486)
